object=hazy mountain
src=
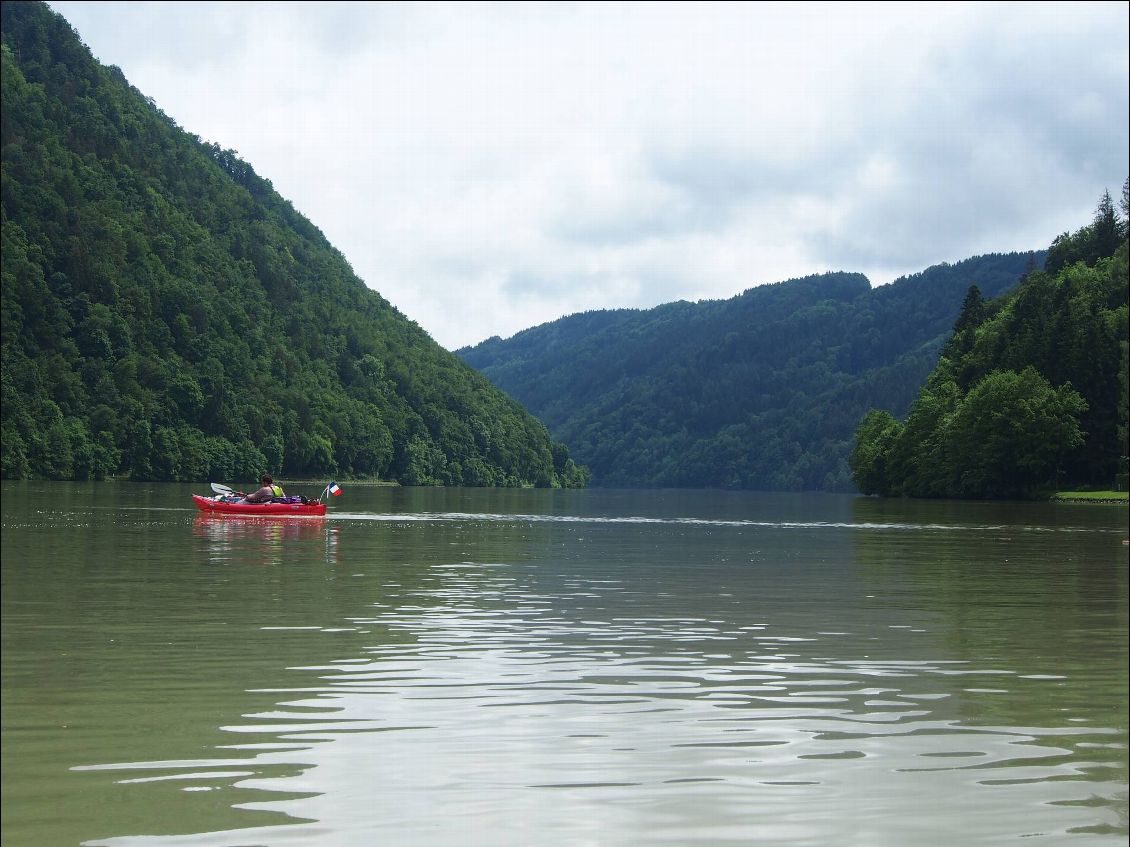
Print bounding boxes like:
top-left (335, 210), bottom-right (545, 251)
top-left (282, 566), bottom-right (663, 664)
top-left (460, 254), bottom-right (1042, 490)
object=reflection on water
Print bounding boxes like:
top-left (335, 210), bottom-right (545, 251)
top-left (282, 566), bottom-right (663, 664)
top-left (207, 565), bottom-right (1121, 846)
top-left (1, 483), bottom-right (1126, 846)
top-left (192, 514), bottom-right (340, 565)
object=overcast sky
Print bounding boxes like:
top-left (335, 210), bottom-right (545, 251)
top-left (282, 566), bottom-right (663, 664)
top-left (47, 1), bottom-right (1129, 350)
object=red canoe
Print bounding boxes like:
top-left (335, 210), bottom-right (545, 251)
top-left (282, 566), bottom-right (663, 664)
top-left (192, 494), bottom-right (327, 516)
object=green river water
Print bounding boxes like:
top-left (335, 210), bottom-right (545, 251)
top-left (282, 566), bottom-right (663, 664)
top-left (1, 481), bottom-right (1126, 846)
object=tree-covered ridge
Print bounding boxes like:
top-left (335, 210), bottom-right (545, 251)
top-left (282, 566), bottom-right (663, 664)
top-left (0, 1), bottom-right (588, 488)
top-left (850, 188), bottom-right (1129, 499)
top-left (460, 254), bottom-right (1041, 490)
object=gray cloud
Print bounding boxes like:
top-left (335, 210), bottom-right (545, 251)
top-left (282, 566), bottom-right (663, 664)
top-left (46, 1), bottom-right (1130, 348)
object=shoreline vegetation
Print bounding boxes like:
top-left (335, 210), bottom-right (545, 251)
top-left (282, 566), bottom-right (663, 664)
top-left (280, 478), bottom-right (399, 487)
top-left (19, 475), bottom-right (1128, 502)
top-left (0, 4), bottom-right (591, 492)
top-left (1051, 491), bottom-right (1128, 503)
top-left (849, 187), bottom-right (1129, 502)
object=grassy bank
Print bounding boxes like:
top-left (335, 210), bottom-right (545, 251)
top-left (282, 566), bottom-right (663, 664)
top-left (1052, 490), bottom-right (1128, 503)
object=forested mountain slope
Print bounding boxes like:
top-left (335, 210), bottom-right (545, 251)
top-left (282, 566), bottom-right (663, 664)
top-left (460, 253), bottom-right (1040, 490)
top-left (851, 189), bottom-right (1129, 499)
top-left (0, 2), bottom-right (588, 487)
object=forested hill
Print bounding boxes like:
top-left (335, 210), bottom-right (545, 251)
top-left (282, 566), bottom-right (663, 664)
top-left (459, 254), bottom-right (1041, 490)
top-left (0, 2), bottom-right (588, 487)
top-left (851, 189), bottom-right (1129, 499)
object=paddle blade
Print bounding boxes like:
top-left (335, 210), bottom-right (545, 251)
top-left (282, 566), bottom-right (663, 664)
top-left (210, 482), bottom-right (234, 495)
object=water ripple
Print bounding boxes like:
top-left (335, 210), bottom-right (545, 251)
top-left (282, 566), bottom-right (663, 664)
top-left (69, 530), bottom-right (1127, 846)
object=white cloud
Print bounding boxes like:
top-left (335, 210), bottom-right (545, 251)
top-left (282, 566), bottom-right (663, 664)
top-left (48, 1), bottom-right (1130, 349)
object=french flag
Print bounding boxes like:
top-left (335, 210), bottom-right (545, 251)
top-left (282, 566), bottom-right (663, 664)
top-left (328, 482), bottom-right (343, 497)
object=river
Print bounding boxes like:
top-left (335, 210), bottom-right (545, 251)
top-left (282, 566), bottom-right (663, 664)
top-left (1, 481), bottom-right (1126, 845)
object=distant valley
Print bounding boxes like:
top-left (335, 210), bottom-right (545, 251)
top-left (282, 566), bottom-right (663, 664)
top-left (459, 254), bottom-right (1042, 490)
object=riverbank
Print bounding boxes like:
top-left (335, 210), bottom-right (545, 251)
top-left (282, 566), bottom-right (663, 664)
top-left (280, 478), bottom-right (400, 487)
top-left (1051, 490), bottom-right (1128, 504)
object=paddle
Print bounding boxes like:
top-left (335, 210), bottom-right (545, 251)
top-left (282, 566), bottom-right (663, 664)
top-left (210, 482), bottom-right (244, 497)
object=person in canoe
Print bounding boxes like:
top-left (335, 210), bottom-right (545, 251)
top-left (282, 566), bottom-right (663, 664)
top-left (241, 474), bottom-right (285, 503)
